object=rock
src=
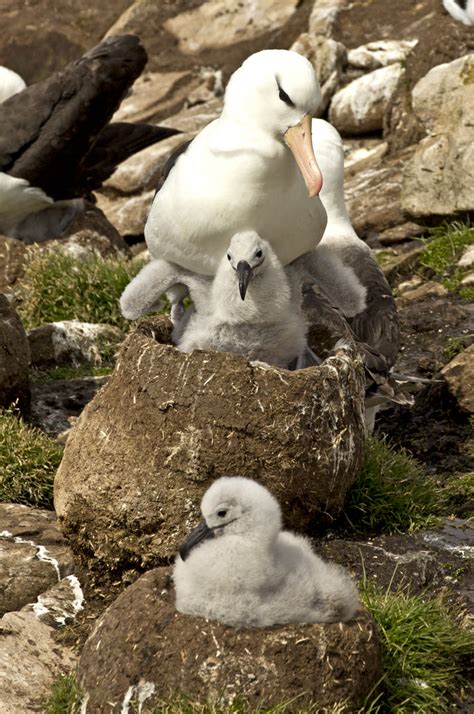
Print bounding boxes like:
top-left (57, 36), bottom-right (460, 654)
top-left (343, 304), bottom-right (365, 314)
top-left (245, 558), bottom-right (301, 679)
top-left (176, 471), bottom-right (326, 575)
top-left (0, 607), bottom-right (77, 714)
top-left (345, 147), bottom-right (415, 237)
top-left (397, 275), bottom-right (423, 294)
top-left (398, 281), bottom-right (449, 302)
top-left (102, 133), bottom-right (187, 196)
top-left (28, 321), bottom-right (123, 369)
top-left (54, 317), bottom-right (366, 571)
top-left (0, 294), bottom-right (30, 412)
top-left (461, 272), bottom-right (474, 286)
top-left (0, 236), bottom-right (27, 292)
top-left (401, 54), bottom-right (474, 217)
top-left (290, 33), bottom-right (346, 115)
top-left (309, 0), bottom-right (349, 36)
top-left (0, 504), bottom-right (75, 616)
top-left (347, 39), bottom-right (418, 70)
top-left (344, 139), bottom-right (388, 175)
top-left (329, 63), bottom-right (404, 135)
top-left (441, 345), bottom-right (474, 413)
top-left (458, 246), bottom-right (474, 269)
top-left (112, 70), bottom-right (195, 125)
top-left (30, 376), bottom-right (108, 437)
top-left (163, 0), bottom-right (299, 55)
top-left (377, 222), bottom-right (426, 246)
top-left (78, 568), bottom-right (382, 712)
top-left (56, 203), bottom-right (129, 258)
top-left (22, 574), bottom-right (84, 629)
top-left (95, 190), bottom-right (154, 239)
top-left (380, 245), bottom-right (424, 284)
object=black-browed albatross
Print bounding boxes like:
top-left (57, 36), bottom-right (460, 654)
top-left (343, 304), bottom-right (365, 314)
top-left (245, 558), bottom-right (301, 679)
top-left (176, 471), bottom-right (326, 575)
top-left (0, 35), bottom-right (179, 240)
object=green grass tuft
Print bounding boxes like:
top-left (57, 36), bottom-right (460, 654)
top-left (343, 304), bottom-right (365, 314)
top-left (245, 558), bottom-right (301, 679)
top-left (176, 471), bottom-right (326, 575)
top-left (0, 407), bottom-right (63, 508)
top-left (419, 221), bottom-right (474, 295)
top-left (361, 582), bottom-right (474, 712)
top-left (343, 436), bottom-right (443, 535)
top-left (44, 674), bottom-right (82, 714)
top-left (17, 248), bottom-right (146, 330)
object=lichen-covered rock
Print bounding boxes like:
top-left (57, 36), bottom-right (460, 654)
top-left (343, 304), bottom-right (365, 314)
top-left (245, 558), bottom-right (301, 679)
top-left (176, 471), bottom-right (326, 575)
top-left (347, 39), bottom-right (417, 70)
top-left (0, 294), bottom-right (30, 412)
top-left (309, 0), bottom-right (349, 36)
top-left (0, 503), bottom-right (75, 616)
top-left (401, 54), bottom-right (474, 217)
top-left (54, 317), bottom-right (366, 572)
top-left (291, 33), bottom-right (347, 115)
top-left (78, 568), bottom-right (381, 713)
top-left (163, 0), bottom-right (299, 55)
top-left (28, 320), bottom-right (123, 369)
top-left (441, 345), bottom-right (474, 414)
top-left (329, 63), bottom-right (404, 135)
top-left (57, 203), bottom-right (129, 258)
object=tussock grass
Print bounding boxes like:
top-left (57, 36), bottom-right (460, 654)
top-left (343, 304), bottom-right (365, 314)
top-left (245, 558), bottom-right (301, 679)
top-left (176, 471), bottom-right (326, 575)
top-left (0, 407), bottom-right (62, 508)
top-left (44, 674), bottom-right (82, 714)
top-left (419, 221), bottom-right (474, 298)
top-left (31, 365), bottom-right (113, 383)
top-left (361, 582), bottom-right (474, 712)
top-left (343, 436), bottom-right (443, 535)
top-left (17, 248), bottom-right (145, 330)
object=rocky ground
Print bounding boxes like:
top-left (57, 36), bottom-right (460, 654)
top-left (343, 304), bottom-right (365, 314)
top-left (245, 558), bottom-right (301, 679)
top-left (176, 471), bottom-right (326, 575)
top-left (1, 1), bottom-right (473, 713)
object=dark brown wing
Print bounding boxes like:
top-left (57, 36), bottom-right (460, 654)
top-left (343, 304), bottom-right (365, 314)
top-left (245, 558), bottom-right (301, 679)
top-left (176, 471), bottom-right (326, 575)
top-left (0, 35), bottom-right (147, 199)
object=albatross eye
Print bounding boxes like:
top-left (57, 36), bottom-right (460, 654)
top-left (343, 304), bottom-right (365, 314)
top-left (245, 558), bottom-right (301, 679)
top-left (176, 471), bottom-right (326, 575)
top-left (227, 253), bottom-right (231, 261)
top-left (278, 86), bottom-right (295, 108)
top-left (255, 249), bottom-right (263, 259)
top-left (217, 509), bottom-right (228, 518)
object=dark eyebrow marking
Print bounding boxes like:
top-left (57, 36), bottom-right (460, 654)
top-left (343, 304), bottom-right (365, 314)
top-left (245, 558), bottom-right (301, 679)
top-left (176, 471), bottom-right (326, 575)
top-left (276, 79), bottom-right (295, 108)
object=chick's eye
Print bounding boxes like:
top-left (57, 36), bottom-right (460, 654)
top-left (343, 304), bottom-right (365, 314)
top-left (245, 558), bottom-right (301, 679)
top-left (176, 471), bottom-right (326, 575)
top-left (227, 254), bottom-right (231, 261)
top-left (278, 86), bottom-right (295, 108)
top-left (255, 249), bottom-right (263, 259)
top-left (217, 509), bottom-right (227, 518)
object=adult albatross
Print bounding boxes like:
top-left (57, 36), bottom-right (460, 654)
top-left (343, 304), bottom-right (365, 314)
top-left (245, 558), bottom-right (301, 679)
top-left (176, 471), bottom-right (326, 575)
top-left (0, 35), bottom-right (179, 240)
top-left (145, 49), bottom-right (327, 275)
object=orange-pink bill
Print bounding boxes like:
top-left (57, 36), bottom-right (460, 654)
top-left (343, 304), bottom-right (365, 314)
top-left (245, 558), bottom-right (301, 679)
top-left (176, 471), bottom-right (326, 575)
top-left (284, 114), bottom-right (322, 198)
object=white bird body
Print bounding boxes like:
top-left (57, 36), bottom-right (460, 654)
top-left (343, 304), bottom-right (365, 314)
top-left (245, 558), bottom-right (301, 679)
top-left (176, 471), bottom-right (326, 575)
top-left (174, 477), bottom-right (359, 628)
top-left (0, 66), bottom-right (26, 104)
top-left (145, 50), bottom-right (327, 276)
top-left (443, 0), bottom-right (474, 24)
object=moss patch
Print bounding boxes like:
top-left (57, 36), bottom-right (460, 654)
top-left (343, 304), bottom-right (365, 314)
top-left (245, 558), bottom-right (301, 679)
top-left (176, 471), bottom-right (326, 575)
top-left (419, 221), bottom-right (474, 296)
top-left (0, 407), bottom-right (63, 508)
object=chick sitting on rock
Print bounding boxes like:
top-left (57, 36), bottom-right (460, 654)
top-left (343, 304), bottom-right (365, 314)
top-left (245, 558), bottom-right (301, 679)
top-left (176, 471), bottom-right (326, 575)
top-left (174, 477), bottom-right (360, 628)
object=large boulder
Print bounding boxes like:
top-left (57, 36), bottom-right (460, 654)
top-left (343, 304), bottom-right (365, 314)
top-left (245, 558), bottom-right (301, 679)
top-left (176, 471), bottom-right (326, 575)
top-left (0, 236), bottom-right (27, 293)
top-left (291, 33), bottom-right (347, 115)
top-left (0, 503), bottom-right (75, 616)
top-left (55, 317), bottom-right (366, 572)
top-left (329, 63), bottom-right (404, 135)
top-left (78, 567), bottom-right (382, 712)
top-left (401, 54), bottom-right (474, 217)
top-left (0, 294), bottom-right (30, 412)
top-left (28, 320), bottom-right (123, 369)
top-left (441, 345), bottom-right (474, 414)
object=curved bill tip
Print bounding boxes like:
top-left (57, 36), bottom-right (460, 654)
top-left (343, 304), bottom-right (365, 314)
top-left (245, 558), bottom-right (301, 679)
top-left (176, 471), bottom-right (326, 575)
top-left (179, 520), bottom-right (214, 561)
top-left (284, 114), bottom-right (323, 197)
top-left (236, 260), bottom-right (253, 300)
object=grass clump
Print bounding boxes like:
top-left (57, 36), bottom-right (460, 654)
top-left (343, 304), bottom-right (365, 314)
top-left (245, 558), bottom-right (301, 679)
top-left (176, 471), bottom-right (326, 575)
top-left (0, 407), bottom-right (62, 508)
top-left (361, 582), bottom-right (473, 712)
top-left (31, 364), bottom-right (114, 383)
top-left (44, 674), bottom-right (82, 714)
top-left (17, 248), bottom-right (146, 330)
top-left (343, 436), bottom-right (443, 535)
top-left (419, 221), bottom-right (474, 295)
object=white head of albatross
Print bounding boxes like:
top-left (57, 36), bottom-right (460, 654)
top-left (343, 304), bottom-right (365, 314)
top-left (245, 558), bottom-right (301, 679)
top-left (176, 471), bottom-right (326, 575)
top-left (0, 66), bottom-right (26, 104)
top-left (223, 50), bottom-right (323, 197)
top-left (173, 477), bottom-right (360, 628)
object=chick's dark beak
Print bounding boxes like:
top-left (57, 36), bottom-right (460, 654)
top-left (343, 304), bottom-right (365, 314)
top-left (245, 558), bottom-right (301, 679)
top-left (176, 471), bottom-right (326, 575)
top-left (179, 520), bottom-right (214, 561)
top-left (236, 260), bottom-right (253, 300)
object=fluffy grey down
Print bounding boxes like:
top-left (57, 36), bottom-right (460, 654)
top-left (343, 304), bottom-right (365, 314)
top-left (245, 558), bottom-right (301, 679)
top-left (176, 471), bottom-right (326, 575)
top-left (174, 477), bottom-right (360, 628)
